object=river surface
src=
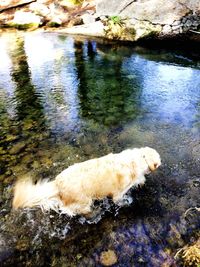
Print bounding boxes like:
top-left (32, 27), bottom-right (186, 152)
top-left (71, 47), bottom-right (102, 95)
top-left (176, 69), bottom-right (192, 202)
top-left (0, 32), bottom-right (200, 266)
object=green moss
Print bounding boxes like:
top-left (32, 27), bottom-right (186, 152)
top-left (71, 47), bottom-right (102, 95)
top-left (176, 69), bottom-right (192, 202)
top-left (7, 22), bottom-right (40, 30)
top-left (47, 22), bottom-right (61, 28)
top-left (63, 0), bottom-right (83, 6)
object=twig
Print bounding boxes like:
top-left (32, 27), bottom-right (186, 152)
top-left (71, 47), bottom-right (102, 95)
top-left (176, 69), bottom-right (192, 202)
top-left (184, 207), bottom-right (200, 217)
top-left (189, 30), bottom-right (200, 34)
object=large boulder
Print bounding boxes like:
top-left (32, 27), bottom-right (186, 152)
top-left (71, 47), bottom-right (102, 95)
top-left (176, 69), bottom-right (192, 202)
top-left (95, 0), bottom-right (200, 40)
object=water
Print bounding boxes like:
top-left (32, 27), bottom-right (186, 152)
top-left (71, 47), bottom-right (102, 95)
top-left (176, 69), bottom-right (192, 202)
top-left (0, 32), bottom-right (200, 266)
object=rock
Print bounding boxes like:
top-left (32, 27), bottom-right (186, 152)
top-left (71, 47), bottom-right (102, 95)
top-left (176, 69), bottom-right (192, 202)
top-left (8, 11), bottom-right (42, 29)
top-left (9, 141), bottom-right (26, 154)
top-left (95, 0), bottom-right (200, 39)
top-left (172, 20), bottom-right (181, 26)
top-left (15, 238), bottom-right (30, 251)
top-left (100, 250), bottom-right (118, 266)
top-left (0, 147), bottom-right (6, 155)
top-left (176, 238), bottom-right (200, 267)
top-left (40, 157), bottom-right (52, 168)
top-left (0, 0), bottom-right (35, 11)
top-left (47, 17), bottom-right (62, 27)
top-left (62, 21), bottom-right (104, 37)
top-left (68, 16), bottom-right (83, 27)
top-left (162, 25), bottom-right (172, 34)
top-left (96, 0), bottom-right (191, 24)
top-left (29, 2), bottom-right (50, 17)
top-left (0, 0), bottom-right (200, 42)
top-left (5, 134), bottom-right (18, 142)
top-left (81, 13), bottom-right (96, 24)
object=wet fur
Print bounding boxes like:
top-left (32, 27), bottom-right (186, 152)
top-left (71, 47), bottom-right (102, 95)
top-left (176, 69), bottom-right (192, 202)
top-left (13, 147), bottom-right (161, 216)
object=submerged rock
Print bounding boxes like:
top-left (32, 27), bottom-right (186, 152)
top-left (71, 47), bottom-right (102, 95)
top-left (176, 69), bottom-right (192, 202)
top-left (9, 141), bottom-right (26, 155)
top-left (175, 237), bottom-right (200, 267)
top-left (100, 249), bottom-right (118, 266)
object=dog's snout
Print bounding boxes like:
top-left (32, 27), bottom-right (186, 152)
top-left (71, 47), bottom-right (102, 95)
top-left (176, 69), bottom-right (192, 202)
top-left (154, 163), bottom-right (158, 169)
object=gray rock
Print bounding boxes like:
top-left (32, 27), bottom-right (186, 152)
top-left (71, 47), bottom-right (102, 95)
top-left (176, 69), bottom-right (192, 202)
top-left (172, 20), bottom-right (181, 26)
top-left (185, 20), bottom-right (193, 27)
top-left (81, 13), bottom-right (96, 24)
top-left (162, 25), bottom-right (172, 34)
top-left (95, 0), bottom-right (200, 39)
top-left (172, 25), bottom-right (181, 31)
top-left (29, 2), bottom-right (50, 17)
top-left (95, 0), bottom-right (194, 24)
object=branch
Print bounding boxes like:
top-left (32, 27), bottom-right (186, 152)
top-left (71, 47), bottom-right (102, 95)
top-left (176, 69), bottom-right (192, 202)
top-left (0, 0), bottom-right (36, 13)
top-left (190, 30), bottom-right (200, 34)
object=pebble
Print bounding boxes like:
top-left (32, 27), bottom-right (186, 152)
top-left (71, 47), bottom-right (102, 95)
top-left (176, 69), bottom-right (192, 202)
top-left (100, 250), bottom-right (118, 266)
top-left (9, 142), bottom-right (26, 155)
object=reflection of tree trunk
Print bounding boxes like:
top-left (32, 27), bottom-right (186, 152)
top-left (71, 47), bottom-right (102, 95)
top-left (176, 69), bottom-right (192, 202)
top-left (10, 38), bottom-right (45, 129)
top-left (75, 40), bottom-right (142, 126)
top-left (87, 41), bottom-right (95, 60)
top-left (74, 40), bottom-right (89, 117)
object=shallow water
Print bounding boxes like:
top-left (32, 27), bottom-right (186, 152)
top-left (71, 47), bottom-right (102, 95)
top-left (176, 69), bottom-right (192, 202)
top-left (0, 32), bottom-right (200, 266)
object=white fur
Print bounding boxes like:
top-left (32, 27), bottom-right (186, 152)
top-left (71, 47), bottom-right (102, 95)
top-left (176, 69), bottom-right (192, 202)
top-left (13, 147), bottom-right (161, 216)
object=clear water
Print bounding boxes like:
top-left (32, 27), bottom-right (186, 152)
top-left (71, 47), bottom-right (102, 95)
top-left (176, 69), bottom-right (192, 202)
top-left (0, 32), bottom-right (200, 266)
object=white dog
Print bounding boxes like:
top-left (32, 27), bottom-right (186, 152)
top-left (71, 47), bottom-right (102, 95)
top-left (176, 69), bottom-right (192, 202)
top-left (13, 147), bottom-right (161, 216)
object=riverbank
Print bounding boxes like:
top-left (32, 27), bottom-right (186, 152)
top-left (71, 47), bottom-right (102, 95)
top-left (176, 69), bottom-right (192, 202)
top-left (0, 0), bottom-right (200, 43)
top-left (0, 31), bottom-right (200, 266)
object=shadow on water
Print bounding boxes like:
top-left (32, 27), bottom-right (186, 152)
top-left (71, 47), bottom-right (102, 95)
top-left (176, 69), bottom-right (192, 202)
top-left (0, 33), bottom-right (199, 266)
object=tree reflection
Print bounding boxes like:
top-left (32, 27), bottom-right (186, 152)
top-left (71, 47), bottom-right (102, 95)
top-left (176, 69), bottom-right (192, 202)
top-left (11, 38), bottom-right (45, 129)
top-left (0, 38), bottom-right (48, 177)
top-left (74, 40), bottom-right (142, 126)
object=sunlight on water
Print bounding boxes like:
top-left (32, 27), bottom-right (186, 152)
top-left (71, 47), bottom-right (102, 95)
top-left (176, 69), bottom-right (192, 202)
top-left (0, 32), bottom-right (200, 266)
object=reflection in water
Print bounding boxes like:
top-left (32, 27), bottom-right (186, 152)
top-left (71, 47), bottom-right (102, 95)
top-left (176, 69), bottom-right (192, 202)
top-left (11, 38), bottom-right (45, 127)
top-left (0, 37), bottom-right (49, 182)
top-left (75, 41), bottom-right (142, 126)
top-left (0, 33), bottom-right (200, 267)
top-left (24, 34), bottom-right (80, 134)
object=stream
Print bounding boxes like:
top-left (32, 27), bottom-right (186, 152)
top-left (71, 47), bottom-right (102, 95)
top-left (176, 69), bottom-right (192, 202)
top-left (0, 32), bottom-right (200, 266)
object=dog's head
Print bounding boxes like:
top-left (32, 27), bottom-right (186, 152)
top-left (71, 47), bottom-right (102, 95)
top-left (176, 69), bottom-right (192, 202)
top-left (140, 147), bottom-right (161, 173)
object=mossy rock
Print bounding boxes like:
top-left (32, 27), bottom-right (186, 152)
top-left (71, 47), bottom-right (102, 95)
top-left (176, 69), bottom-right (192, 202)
top-left (9, 142), bottom-right (26, 155)
top-left (5, 134), bottom-right (19, 142)
top-left (7, 22), bottom-right (40, 30)
top-left (47, 21), bottom-right (61, 28)
top-left (62, 0), bottom-right (83, 7)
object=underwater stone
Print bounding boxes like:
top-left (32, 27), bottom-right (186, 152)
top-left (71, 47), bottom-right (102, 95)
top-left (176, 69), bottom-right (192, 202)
top-left (0, 147), bottom-right (6, 155)
top-left (32, 160), bottom-right (40, 169)
top-left (100, 250), bottom-right (118, 266)
top-left (9, 142), bottom-right (26, 155)
top-left (5, 135), bottom-right (18, 142)
top-left (40, 157), bottom-right (53, 168)
top-left (21, 154), bottom-right (34, 164)
top-left (15, 238), bottom-right (30, 251)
